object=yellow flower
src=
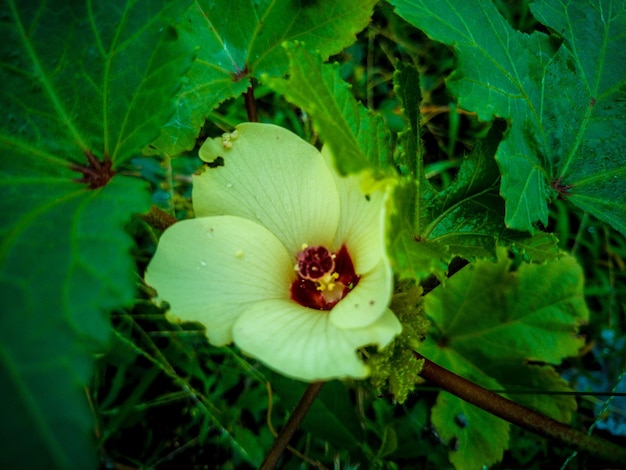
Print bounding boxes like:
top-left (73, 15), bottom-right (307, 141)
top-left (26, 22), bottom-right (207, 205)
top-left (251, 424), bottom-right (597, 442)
top-left (145, 123), bottom-right (401, 381)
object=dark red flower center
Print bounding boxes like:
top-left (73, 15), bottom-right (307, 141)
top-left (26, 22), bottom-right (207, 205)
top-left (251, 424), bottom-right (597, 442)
top-left (290, 244), bottom-right (360, 310)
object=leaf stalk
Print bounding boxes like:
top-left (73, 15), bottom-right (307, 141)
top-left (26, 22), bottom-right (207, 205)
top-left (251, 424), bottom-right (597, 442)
top-left (244, 84), bottom-right (258, 123)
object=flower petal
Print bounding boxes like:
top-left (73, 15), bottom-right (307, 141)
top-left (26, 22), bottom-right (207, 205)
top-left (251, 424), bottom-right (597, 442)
top-left (322, 146), bottom-right (392, 274)
top-left (317, 146), bottom-right (395, 328)
top-left (329, 259), bottom-right (393, 329)
top-left (233, 300), bottom-right (402, 381)
top-left (145, 216), bottom-right (294, 346)
top-left (195, 123), bottom-right (340, 255)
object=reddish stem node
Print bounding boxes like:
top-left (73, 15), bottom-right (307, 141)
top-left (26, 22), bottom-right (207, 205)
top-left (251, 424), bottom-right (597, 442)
top-left (71, 151), bottom-right (114, 189)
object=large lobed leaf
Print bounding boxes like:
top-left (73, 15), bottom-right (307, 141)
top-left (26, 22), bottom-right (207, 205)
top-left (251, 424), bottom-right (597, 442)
top-left (0, 0), bottom-right (194, 467)
top-left (420, 252), bottom-right (588, 469)
top-left (389, 0), bottom-right (626, 235)
top-left (150, 0), bottom-right (378, 156)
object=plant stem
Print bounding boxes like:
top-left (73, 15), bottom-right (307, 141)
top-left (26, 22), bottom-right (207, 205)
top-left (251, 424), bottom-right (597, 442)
top-left (414, 351), bottom-right (626, 465)
top-left (260, 382), bottom-right (324, 469)
top-left (244, 84), bottom-right (258, 122)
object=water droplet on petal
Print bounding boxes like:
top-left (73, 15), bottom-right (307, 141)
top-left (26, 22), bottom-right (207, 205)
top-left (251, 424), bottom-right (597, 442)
top-left (200, 261), bottom-right (207, 266)
top-left (235, 250), bottom-right (244, 258)
top-left (226, 182), bottom-right (233, 188)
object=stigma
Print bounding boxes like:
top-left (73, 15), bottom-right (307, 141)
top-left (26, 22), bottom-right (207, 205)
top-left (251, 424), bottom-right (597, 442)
top-left (295, 245), bottom-right (336, 281)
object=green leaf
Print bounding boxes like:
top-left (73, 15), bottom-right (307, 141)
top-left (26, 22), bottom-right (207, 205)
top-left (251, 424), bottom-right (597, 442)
top-left (422, 120), bottom-right (504, 260)
top-left (0, 0), bottom-right (190, 467)
top-left (232, 426), bottom-right (266, 467)
top-left (377, 425), bottom-right (399, 458)
top-left (393, 61), bottom-right (436, 220)
top-left (420, 252), bottom-right (589, 468)
top-left (506, 231), bottom-right (561, 263)
top-left (388, 0), bottom-right (551, 230)
top-left (266, 43), bottom-right (394, 175)
top-left (0, 177), bottom-right (150, 470)
top-left (419, 120), bottom-right (560, 262)
top-left (2, 0), bottom-right (193, 166)
top-left (421, 328), bottom-right (512, 468)
top-left (150, 0), bottom-right (378, 156)
top-left (388, 62), bottom-right (451, 281)
top-left (388, 0), bottom-right (626, 235)
top-left (530, 0), bottom-right (626, 236)
top-left (428, 121), bottom-right (503, 220)
top-left (432, 392), bottom-right (510, 470)
top-left (387, 183), bottom-right (450, 281)
top-left (393, 61), bottom-right (423, 178)
top-left (388, 121), bottom-right (537, 281)
top-left (424, 253), bottom-right (588, 364)
top-left (388, 115), bottom-right (558, 281)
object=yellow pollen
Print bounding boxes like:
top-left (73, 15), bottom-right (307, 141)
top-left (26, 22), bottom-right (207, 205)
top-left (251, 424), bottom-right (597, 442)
top-left (316, 272), bottom-right (339, 292)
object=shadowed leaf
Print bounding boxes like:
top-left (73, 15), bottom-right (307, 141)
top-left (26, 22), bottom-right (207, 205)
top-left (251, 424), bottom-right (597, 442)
top-left (0, 0), bottom-right (193, 467)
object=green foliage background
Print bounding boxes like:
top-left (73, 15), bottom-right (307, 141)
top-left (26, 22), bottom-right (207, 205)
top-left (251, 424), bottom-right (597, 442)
top-left (1, 0), bottom-right (624, 469)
